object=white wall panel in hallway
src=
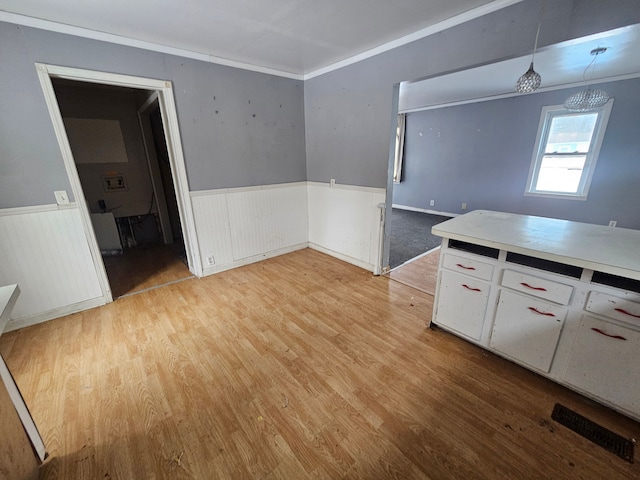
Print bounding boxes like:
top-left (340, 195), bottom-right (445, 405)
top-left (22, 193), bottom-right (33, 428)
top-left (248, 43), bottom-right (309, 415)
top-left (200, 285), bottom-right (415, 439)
top-left (0, 206), bottom-right (103, 329)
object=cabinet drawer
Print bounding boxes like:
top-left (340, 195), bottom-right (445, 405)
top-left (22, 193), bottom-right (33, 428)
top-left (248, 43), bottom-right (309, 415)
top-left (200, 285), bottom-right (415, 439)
top-left (442, 253), bottom-right (494, 281)
top-left (564, 315), bottom-right (640, 415)
top-left (435, 270), bottom-right (490, 341)
top-left (585, 291), bottom-right (640, 325)
top-left (490, 290), bottom-right (566, 373)
top-left (501, 269), bottom-right (573, 305)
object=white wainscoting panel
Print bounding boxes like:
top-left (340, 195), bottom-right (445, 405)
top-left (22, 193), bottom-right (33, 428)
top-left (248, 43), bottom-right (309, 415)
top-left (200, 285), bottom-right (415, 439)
top-left (191, 192), bottom-right (235, 267)
top-left (0, 207), bottom-right (103, 324)
top-left (191, 182), bottom-right (309, 274)
top-left (227, 184), bottom-right (309, 260)
top-left (307, 182), bottom-right (385, 272)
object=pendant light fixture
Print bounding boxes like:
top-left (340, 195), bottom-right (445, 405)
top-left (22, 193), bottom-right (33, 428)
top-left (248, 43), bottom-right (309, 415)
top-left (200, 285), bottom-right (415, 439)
top-left (515, 1), bottom-right (546, 94)
top-left (564, 47), bottom-right (610, 112)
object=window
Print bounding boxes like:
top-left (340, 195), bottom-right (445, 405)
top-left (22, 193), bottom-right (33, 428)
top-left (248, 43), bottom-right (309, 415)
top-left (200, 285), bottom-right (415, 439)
top-left (525, 99), bottom-right (613, 199)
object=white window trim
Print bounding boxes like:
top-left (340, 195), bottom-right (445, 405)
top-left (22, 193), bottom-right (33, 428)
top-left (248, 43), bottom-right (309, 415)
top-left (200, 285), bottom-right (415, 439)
top-left (524, 99), bottom-right (614, 201)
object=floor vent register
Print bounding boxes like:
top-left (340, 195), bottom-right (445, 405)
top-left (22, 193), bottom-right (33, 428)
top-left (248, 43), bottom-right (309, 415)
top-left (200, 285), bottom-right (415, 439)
top-left (551, 403), bottom-right (634, 463)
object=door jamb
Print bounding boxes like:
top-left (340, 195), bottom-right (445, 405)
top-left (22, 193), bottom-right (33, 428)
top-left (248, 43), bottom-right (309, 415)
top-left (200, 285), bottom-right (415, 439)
top-left (380, 83), bottom-right (401, 274)
top-left (137, 92), bottom-right (174, 245)
top-left (35, 64), bottom-right (203, 304)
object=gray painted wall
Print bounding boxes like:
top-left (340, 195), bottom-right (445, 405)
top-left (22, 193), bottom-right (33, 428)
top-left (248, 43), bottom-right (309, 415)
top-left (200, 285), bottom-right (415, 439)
top-left (304, 0), bottom-right (640, 189)
top-left (392, 78), bottom-right (640, 229)
top-left (0, 22), bottom-right (306, 209)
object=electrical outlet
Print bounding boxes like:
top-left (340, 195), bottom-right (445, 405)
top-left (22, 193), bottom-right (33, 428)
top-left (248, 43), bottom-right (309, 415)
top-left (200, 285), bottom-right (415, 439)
top-left (206, 255), bottom-right (215, 266)
top-left (330, 179), bottom-right (336, 188)
top-left (54, 190), bottom-right (69, 205)
top-left (461, 202), bottom-right (467, 210)
top-left (609, 220), bottom-right (617, 227)
top-left (429, 200), bottom-right (435, 206)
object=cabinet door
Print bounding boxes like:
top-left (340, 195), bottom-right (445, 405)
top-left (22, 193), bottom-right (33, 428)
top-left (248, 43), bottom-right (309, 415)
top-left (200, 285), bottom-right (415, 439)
top-left (435, 270), bottom-right (490, 341)
top-left (490, 290), bottom-right (566, 373)
top-left (564, 315), bottom-right (640, 415)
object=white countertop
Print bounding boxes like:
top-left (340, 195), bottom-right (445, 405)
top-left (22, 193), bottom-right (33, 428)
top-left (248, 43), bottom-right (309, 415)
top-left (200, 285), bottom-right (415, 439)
top-left (432, 210), bottom-right (640, 281)
top-left (0, 285), bottom-right (20, 336)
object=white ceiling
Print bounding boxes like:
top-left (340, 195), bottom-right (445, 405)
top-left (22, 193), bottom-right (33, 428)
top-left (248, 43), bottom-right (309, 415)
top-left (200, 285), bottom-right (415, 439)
top-left (400, 24), bottom-right (640, 111)
top-left (0, 0), bottom-right (510, 76)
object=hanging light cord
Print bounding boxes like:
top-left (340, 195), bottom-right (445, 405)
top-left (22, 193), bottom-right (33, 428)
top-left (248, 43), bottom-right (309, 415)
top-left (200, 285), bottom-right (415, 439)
top-left (530, 0), bottom-right (547, 63)
top-left (581, 48), bottom-right (604, 85)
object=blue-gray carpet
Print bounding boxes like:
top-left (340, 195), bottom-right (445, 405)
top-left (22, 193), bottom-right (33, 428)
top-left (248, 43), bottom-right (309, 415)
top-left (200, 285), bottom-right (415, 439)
top-left (389, 209), bottom-right (452, 269)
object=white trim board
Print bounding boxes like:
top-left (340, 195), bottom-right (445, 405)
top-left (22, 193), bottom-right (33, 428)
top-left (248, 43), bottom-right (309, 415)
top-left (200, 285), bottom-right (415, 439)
top-left (307, 181), bottom-right (385, 195)
top-left (190, 181), bottom-right (308, 197)
top-left (0, 11), bottom-right (302, 80)
top-left (304, 0), bottom-right (525, 80)
top-left (0, 355), bottom-right (47, 461)
top-left (392, 204), bottom-right (460, 218)
top-left (308, 243), bottom-right (377, 273)
top-left (400, 72), bottom-right (640, 114)
top-left (0, 1), bottom-right (523, 80)
top-left (4, 297), bottom-right (106, 333)
top-left (0, 202), bottom-right (77, 217)
top-left (202, 243), bottom-right (308, 277)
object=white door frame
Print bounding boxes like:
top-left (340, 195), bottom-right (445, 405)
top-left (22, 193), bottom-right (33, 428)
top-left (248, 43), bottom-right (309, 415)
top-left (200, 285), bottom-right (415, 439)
top-left (35, 63), bottom-right (203, 305)
top-left (137, 92), bottom-right (174, 245)
top-left (381, 84), bottom-right (401, 274)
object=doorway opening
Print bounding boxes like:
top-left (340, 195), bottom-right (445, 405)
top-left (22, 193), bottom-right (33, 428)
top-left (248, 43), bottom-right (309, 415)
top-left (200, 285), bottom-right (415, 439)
top-left (382, 85), bottom-right (449, 295)
top-left (36, 64), bottom-right (202, 303)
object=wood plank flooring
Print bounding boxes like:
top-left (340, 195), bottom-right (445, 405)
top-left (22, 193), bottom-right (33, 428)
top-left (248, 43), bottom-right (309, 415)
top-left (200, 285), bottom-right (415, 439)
top-left (102, 243), bottom-right (193, 298)
top-left (0, 248), bottom-right (638, 479)
top-left (388, 248), bottom-right (440, 295)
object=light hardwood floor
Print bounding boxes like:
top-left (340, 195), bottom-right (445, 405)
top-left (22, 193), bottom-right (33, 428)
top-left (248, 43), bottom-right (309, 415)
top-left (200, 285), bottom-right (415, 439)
top-left (102, 243), bottom-right (193, 298)
top-left (0, 248), bottom-right (638, 479)
top-left (388, 248), bottom-right (440, 295)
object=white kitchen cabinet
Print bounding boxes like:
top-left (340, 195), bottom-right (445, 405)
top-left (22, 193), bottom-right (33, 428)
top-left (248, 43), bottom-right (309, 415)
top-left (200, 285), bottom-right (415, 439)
top-left (564, 315), bottom-right (640, 416)
top-left (585, 291), bottom-right (640, 326)
top-left (435, 269), bottom-right (490, 341)
top-left (501, 269), bottom-right (573, 305)
top-left (490, 290), bottom-right (566, 373)
top-left (441, 252), bottom-right (494, 281)
top-left (430, 210), bottom-right (640, 421)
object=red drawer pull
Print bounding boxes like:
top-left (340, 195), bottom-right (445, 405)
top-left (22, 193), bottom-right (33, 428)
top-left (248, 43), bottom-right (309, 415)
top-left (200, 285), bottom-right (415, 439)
top-left (456, 263), bottom-right (476, 271)
top-left (520, 282), bottom-right (547, 292)
top-left (614, 308), bottom-right (640, 319)
top-left (591, 327), bottom-right (627, 341)
top-left (528, 307), bottom-right (555, 317)
top-left (462, 284), bottom-right (481, 292)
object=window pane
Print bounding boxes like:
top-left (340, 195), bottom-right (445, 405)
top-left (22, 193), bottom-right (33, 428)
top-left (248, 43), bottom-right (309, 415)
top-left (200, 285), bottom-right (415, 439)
top-left (535, 155), bottom-right (586, 193)
top-left (545, 113), bottom-right (597, 154)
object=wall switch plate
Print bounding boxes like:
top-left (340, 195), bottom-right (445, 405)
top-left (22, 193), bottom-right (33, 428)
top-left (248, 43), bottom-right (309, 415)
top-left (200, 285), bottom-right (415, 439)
top-left (54, 190), bottom-right (69, 205)
top-left (461, 202), bottom-right (467, 210)
top-left (609, 220), bottom-right (617, 227)
top-left (429, 200), bottom-right (435, 206)
top-left (330, 179), bottom-right (336, 188)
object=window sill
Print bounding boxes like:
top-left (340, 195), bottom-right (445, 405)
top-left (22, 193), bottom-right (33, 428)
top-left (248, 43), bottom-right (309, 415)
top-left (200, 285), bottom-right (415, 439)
top-left (524, 191), bottom-right (588, 201)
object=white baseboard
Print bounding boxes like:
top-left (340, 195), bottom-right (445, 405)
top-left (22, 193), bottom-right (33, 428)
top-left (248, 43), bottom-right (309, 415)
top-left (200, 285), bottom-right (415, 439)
top-left (5, 296), bottom-right (106, 332)
top-left (201, 242), bottom-right (309, 276)
top-left (308, 243), bottom-right (376, 273)
top-left (392, 204), bottom-right (459, 218)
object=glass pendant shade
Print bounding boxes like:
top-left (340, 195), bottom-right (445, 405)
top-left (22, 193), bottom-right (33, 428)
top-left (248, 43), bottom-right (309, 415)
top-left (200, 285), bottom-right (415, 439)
top-left (564, 87), bottom-right (609, 112)
top-left (515, 62), bottom-right (542, 93)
